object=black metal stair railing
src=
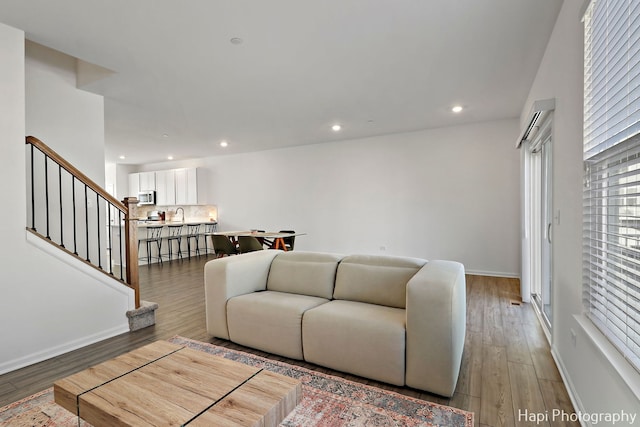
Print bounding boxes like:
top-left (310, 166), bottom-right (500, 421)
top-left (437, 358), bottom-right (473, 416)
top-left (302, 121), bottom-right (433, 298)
top-left (25, 136), bottom-right (140, 308)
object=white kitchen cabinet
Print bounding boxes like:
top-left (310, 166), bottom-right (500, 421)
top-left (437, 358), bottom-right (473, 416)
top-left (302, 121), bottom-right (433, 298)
top-left (155, 169), bottom-right (176, 206)
top-left (175, 168), bottom-right (198, 205)
top-left (128, 171), bottom-right (156, 196)
top-left (139, 171), bottom-right (156, 192)
top-left (129, 167), bottom-right (206, 205)
top-left (128, 173), bottom-right (140, 196)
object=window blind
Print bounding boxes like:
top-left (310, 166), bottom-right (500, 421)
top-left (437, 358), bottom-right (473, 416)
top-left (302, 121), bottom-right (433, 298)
top-left (583, 0), bottom-right (640, 372)
top-left (583, 0), bottom-right (640, 160)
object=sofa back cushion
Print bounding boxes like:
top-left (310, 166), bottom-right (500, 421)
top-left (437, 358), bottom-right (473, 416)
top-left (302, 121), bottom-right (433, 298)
top-left (333, 255), bottom-right (427, 308)
top-left (267, 252), bottom-right (344, 299)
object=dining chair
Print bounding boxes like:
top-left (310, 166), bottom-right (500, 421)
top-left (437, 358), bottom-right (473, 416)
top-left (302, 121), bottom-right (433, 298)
top-left (253, 229), bottom-right (266, 245)
top-left (279, 230), bottom-right (296, 251)
top-left (212, 235), bottom-right (238, 257)
top-left (238, 235), bottom-right (264, 253)
top-left (138, 226), bottom-right (163, 264)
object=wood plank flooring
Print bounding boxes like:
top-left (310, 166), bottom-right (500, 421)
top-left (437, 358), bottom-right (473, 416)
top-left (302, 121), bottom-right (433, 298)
top-left (0, 255), bottom-right (578, 426)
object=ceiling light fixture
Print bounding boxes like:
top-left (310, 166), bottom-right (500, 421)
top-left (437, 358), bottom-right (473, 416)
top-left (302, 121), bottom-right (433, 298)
top-left (220, 141), bottom-right (228, 147)
top-left (162, 133), bottom-right (169, 138)
top-left (332, 124), bottom-right (342, 131)
top-left (167, 155), bottom-right (174, 160)
top-left (119, 155), bottom-right (125, 160)
top-left (451, 105), bottom-right (463, 113)
top-left (230, 37), bottom-right (243, 45)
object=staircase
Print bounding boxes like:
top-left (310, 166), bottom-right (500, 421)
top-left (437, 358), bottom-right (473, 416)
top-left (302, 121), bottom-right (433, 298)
top-left (25, 136), bottom-right (141, 309)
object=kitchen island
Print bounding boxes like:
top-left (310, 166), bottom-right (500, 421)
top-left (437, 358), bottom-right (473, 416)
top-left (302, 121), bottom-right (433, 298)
top-left (109, 220), bottom-right (218, 266)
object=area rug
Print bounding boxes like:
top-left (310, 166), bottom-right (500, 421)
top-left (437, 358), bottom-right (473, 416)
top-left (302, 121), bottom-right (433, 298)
top-left (0, 336), bottom-right (473, 426)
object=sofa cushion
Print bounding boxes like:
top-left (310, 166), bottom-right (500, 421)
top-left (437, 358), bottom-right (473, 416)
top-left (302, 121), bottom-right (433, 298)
top-left (266, 251), bottom-right (344, 299)
top-left (333, 255), bottom-right (426, 308)
top-left (227, 291), bottom-right (328, 360)
top-left (302, 300), bottom-right (406, 386)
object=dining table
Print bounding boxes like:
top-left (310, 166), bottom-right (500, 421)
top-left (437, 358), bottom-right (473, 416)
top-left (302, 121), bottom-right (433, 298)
top-left (213, 230), bottom-right (304, 251)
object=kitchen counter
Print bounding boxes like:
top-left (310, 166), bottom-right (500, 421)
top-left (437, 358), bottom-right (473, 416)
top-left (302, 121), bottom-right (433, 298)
top-left (109, 220), bottom-right (218, 265)
top-left (135, 220), bottom-right (217, 227)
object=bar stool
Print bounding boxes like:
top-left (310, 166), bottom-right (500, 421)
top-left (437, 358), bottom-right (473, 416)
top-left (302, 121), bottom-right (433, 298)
top-left (166, 224), bottom-right (184, 260)
top-left (200, 222), bottom-right (218, 254)
top-left (184, 224), bottom-right (201, 258)
top-left (138, 226), bottom-right (163, 264)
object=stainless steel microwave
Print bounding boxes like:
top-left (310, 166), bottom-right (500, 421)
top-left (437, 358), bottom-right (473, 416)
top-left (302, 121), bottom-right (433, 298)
top-left (138, 190), bottom-right (156, 205)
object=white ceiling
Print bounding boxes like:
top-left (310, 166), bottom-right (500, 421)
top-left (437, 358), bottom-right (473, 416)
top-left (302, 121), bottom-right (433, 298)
top-left (0, 0), bottom-right (563, 165)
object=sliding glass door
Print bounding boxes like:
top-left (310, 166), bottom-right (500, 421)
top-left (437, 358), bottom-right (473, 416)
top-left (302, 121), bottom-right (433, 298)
top-left (539, 134), bottom-right (553, 326)
top-left (527, 116), bottom-right (553, 332)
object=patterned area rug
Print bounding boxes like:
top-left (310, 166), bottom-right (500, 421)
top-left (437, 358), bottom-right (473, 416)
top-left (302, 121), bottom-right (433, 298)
top-left (0, 336), bottom-right (473, 426)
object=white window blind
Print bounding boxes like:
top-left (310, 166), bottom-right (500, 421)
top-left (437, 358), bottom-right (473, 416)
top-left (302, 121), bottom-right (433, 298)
top-left (583, 0), bottom-right (640, 372)
top-left (584, 0), bottom-right (640, 160)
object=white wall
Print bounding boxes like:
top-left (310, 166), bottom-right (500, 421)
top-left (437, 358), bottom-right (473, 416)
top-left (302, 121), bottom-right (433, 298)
top-left (521, 0), bottom-right (640, 419)
top-left (139, 119), bottom-right (521, 276)
top-left (112, 163), bottom-right (137, 201)
top-left (26, 41), bottom-right (106, 181)
top-left (0, 26), bottom-right (133, 374)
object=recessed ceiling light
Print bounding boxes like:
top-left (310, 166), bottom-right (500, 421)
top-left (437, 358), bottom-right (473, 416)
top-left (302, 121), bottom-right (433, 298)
top-left (230, 37), bottom-right (243, 45)
top-left (167, 155), bottom-right (174, 160)
top-left (220, 141), bottom-right (228, 147)
top-left (119, 155), bottom-right (125, 160)
top-left (452, 105), bottom-right (463, 113)
top-left (162, 133), bottom-right (169, 138)
top-left (332, 124), bottom-right (342, 131)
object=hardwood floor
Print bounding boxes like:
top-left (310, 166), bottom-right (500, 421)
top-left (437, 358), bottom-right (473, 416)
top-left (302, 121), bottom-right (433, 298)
top-left (0, 255), bottom-right (578, 426)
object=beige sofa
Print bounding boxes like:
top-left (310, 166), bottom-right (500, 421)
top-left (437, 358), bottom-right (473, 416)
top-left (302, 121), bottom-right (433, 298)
top-left (204, 250), bottom-right (466, 397)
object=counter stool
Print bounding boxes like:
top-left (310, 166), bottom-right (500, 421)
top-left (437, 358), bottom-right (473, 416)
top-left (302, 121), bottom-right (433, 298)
top-left (166, 224), bottom-right (184, 260)
top-left (200, 222), bottom-right (218, 254)
top-left (184, 224), bottom-right (201, 258)
top-left (138, 226), bottom-right (163, 264)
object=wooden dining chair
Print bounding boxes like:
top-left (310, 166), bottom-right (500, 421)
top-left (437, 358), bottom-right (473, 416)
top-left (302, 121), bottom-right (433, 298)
top-left (238, 235), bottom-right (264, 253)
top-left (279, 230), bottom-right (296, 251)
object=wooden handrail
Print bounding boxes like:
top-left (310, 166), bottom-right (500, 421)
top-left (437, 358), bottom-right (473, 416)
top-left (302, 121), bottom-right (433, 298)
top-left (26, 136), bottom-right (126, 211)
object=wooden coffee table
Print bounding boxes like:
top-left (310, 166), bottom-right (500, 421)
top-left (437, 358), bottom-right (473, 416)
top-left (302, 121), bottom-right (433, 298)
top-left (53, 341), bottom-right (301, 426)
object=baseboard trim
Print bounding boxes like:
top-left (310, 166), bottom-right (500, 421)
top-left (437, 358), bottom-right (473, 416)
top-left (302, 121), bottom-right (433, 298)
top-left (465, 269), bottom-right (520, 279)
top-left (551, 346), bottom-right (588, 427)
top-left (0, 324), bottom-right (129, 375)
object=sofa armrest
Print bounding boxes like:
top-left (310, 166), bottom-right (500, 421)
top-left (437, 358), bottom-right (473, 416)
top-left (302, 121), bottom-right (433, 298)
top-left (204, 250), bottom-right (281, 339)
top-left (405, 260), bottom-right (466, 397)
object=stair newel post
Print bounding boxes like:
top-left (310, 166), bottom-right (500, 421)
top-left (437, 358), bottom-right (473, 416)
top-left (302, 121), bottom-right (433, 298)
top-left (123, 197), bottom-right (140, 309)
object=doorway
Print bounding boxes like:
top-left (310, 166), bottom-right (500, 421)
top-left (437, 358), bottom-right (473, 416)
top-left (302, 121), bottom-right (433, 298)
top-left (525, 115), bottom-right (553, 332)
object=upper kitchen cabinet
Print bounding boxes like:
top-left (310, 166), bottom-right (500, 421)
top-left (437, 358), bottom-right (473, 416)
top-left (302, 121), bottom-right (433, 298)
top-left (128, 173), bottom-right (140, 196)
top-left (175, 168), bottom-right (198, 205)
top-left (130, 167), bottom-right (208, 206)
top-left (155, 169), bottom-right (176, 206)
top-left (129, 171), bottom-right (156, 196)
top-left (139, 172), bottom-right (156, 192)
